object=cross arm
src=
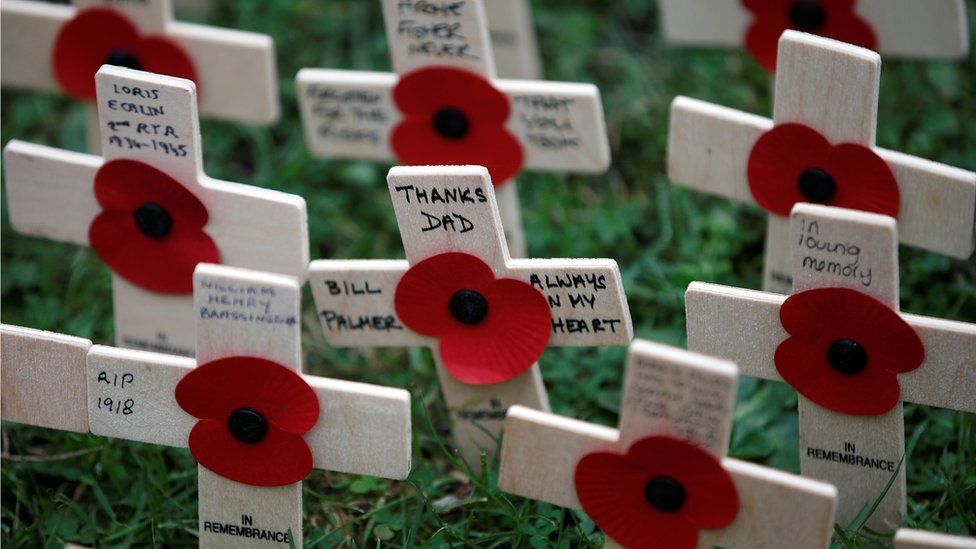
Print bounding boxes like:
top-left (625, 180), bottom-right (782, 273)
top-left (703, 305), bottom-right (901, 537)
top-left (295, 70), bottom-right (611, 173)
top-left (658, 0), bottom-right (747, 47)
top-left (0, 0), bottom-right (65, 91)
top-left (507, 258), bottom-right (633, 346)
top-left (667, 96), bottom-right (770, 206)
top-left (895, 529), bottom-right (976, 549)
top-left (685, 282), bottom-right (976, 411)
top-left (307, 259), bottom-right (430, 348)
top-left (304, 377), bottom-right (412, 479)
top-left (3, 140), bottom-right (101, 245)
top-left (1, 324), bottom-right (92, 432)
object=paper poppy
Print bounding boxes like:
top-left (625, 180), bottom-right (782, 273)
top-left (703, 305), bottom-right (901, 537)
top-left (575, 435), bottom-right (739, 548)
top-left (394, 252), bottom-right (550, 385)
top-left (391, 66), bottom-right (524, 187)
top-left (742, 0), bottom-right (877, 71)
top-left (52, 6), bottom-right (197, 99)
top-left (747, 123), bottom-right (899, 217)
top-left (175, 356), bottom-right (320, 487)
top-left (88, 159), bottom-right (219, 294)
top-left (776, 288), bottom-right (924, 416)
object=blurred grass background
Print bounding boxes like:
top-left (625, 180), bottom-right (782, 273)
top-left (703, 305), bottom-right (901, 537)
top-left (2, 0), bottom-right (974, 546)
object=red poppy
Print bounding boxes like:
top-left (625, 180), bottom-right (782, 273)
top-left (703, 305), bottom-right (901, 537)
top-left (175, 356), bottom-right (320, 487)
top-left (747, 123), bottom-right (899, 217)
top-left (393, 252), bottom-right (550, 385)
top-left (52, 7), bottom-right (197, 99)
top-left (88, 159), bottom-right (219, 294)
top-left (776, 288), bottom-right (924, 416)
top-left (575, 435), bottom-right (739, 548)
top-left (391, 66), bottom-right (524, 187)
top-left (742, 0), bottom-right (877, 71)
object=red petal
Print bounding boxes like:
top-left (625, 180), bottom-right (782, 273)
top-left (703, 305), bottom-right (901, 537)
top-left (391, 67), bottom-right (524, 186)
top-left (94, 160), bottom-right (209, 225)
top-left (394, 253), bottom-right (496, 336)
top-left (826, 144), bottom-right (900, 217)
top-left (88, 210), bottom-right (219, 293)
top-left (818, 0), bottom-right (878, 51)
top-left (188, 420), bottom-right (312, 487)
top-left (133, 36), bottom-right (198, 88)
top-left (780, 288), bottom-right (924, 373)
top-left (575, 436), bottom-right (738, 548)
top-left (748, 124), bottom-right (831, 216)
top-left (775, 338), bottom-right (901, 415)
top-left (175, 357), bottom-right (319, 433)
top-left (52, 7), bottom-right (140, 99)
top-left (393, 67), bottom-right (510, 122)
top-left (439, 278), bottom-right (551, 384)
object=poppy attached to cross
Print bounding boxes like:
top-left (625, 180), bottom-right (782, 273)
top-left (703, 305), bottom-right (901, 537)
top-left (498, 340), bottom-right (838, 549)
top-left (668, 31), bottom-right (976, 295)
top-left (295, 0), bottom-right (611, 257)
top-left (3, 66), bottom-right (308, 357)
top-left (1, 0), bottom-right (279, 150)
top-left (0, 264), bottom-right (413, 548)
top-left (308, 165), bottom-right (633, 465)
top-left (686, 203), bottom-right (976, 528)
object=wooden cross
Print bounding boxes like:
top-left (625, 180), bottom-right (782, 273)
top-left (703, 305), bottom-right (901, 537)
top-left (1, 0), bottom-right (279, 151)
top-left (686, 203), bottom-right (976, 528)
top-left (668, 31), bottom-right (976, 295)
top-left (484, 0), bottom-right (542, 79)
top-left (498, 339), bottom-right (838, 548)
top-left (895, 529), bottom-right (976, 549)
top-left (308, 165), bottom-right (632, 465)
top-left (1, 263), bottom-right (413, 548)
top-left (296, 0), bottom-right (611, 257)
top-left (3, 66), bottom-right (308, 357)
top-left (658, 0), bottom-right (969, 71)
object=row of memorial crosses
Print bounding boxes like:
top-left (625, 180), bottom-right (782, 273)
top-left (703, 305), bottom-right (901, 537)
top-left (296, 0), bottom-right (612, 257)
top-left (658, 0), bottom-right (969, 72)
top-left (1, 263), bottom-right (412, 548)
top-left (668, 30), bottom-right (976, 295)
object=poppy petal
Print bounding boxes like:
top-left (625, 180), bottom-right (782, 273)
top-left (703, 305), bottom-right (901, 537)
top-left (439, 278), bottom-right (551, 384)
top-left (748, 124), bottom-right (831, 216)
top-left (133, 36), bottom-right (198, 87)
top-left (52, 7), bottom-right (140, 99)
top-left (393, 66), bottom-right (510, 122)
top-left (775, 337), bottom-right (901, 415)
top-left (175, 357), bottom-right (319, 434)
top-left (826, 144), bottom-right (899, 217)
top-left (188, 420), bottom-right (313, 487)
top-left (89, 210), bottom-right (219, 293)
top-left (94, 160), bottom-right (209, 226)
top-left (394, 253), bottom-right (496, 336)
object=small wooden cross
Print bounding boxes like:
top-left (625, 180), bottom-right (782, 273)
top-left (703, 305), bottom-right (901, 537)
top-left (668, 31), bottom-right (976, 294)
top-left (3, 66), bottom-right (308, 357)
top-left (498, 339), bottom-right (838, 548)
top-left (658, 0), bottom-right (969, 71)
top-left (1, 0), bottom-right (279, 151)
top-left (296, 0), bottom-right (611, 257)
top-left (308, 165), bottom-right (632, 465)
top-left (686, 203), bottom-right (976, 528)
top-left (2, 263), bottom-right (413, 548)
top-left (895, 529), bottom-right (976, 549)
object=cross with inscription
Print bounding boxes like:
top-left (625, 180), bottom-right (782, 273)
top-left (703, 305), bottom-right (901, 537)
top-left (499, 339), bottom-right (838, 549)
top-left (685, 203), bottom-right (976, 529)
top-left (1, 0), bottom-right (279, 151)
top-left (1, 263), bottom-right (413, 548)
top-left (668, 31), bottom-right (976, 294)
top-left (3, 66), bottom-right (308, 357)
top-left (895, 529), bottom-right (976, 549)
top-left (308, 165), bottom-right (632, 465)
top-left (658, 0), bottom-right (969, 71)
top-left (296, 0), bottom-right (611, 257)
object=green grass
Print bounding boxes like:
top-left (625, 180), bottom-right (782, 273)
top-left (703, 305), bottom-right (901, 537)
top-left (2, 0), bottom-right (975, 547)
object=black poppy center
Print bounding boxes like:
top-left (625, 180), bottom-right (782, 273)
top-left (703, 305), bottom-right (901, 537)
top-left (644, 476), bottom-right (686, 512)
top-left (797, 168), bottom-right (837, 203)
top-left (133, 202), bottom-right (173, 239)
top-left (449, 289), bottom-right (489, 325)
top-left (432, 107), bottom-right (470, 140)
top-left (827, 339), bottom-right (868, 375)
top-left (789, 1), bottom-right (827, 31)
top-left (227, 407), bottom-right (268, 444)
top-left (104, 48), bottom-right (143, 71)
